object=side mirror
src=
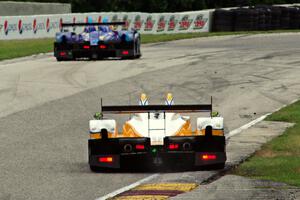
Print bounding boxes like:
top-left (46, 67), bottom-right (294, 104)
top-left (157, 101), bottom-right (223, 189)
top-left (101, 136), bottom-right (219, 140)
top-left (211, 111), bottom-right (219, 117)
top-left (94, 112), bottom-right (103, 120)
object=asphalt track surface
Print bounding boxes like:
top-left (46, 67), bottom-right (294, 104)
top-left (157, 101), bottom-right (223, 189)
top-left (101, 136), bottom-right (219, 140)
top-left (1, 33), bottom-right (300, 200)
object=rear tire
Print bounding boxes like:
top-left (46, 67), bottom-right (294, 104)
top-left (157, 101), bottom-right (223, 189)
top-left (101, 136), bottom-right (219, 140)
top-left (212, 163), bottom-right (225, 170)
top-left (90, 165), bottom-right (100, 172)
top-left (56, 57), bottom-right (63, 62)
top-left (90, 165), bottom-right (118, 172)
top-left (135, 54), bottom-right (141, 59)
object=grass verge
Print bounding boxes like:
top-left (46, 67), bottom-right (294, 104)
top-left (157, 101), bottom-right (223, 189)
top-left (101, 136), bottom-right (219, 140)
top-left (233, 100), bottom-right (300, 187)
top-left (1, 30), bottom-right (300, 61)
top-left (0, 38), bottom-right (53, 61)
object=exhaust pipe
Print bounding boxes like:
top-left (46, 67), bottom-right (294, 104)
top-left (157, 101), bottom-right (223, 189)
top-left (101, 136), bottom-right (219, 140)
top-left (100, 129), bottom-right (108, 140)
top-left (123, 144), bottom-right (133, 153)
top-left (182, 142), bottom-right (192, 151)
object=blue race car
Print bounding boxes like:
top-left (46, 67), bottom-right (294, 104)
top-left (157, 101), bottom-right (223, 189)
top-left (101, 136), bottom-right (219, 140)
top-left (54, 22), bottom-right (141, 61)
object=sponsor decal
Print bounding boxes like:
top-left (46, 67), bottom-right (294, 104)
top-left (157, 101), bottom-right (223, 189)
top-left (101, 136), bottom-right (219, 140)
top-left (193, 14), bottom-right (207, 29)
top-left (134, 15), bottom-right (142, 30)
top-left (0, 21), bottom-right (2, 32)
top-left (72, 17), bottom-right (76, 31)
top-left (46, 18), bottom-right (50, 32)
top-left (49, 21), bottom-right (59, 32)
top-left (32, 18), bottom-right (45, 34)
top-left (168, 15), bottom-right (177, 31)
top-left (45, 19), bottom-right (59, 33)
top-left (33, 18), bottom-right (37, 34)
top-left (144, 15), bottom-right (155, 31)
top-left (179, 15), bottom-right (192, 30)
top-left (122, 15), bottom-right (131, 30)
top-left (18, 19), bottom-right (23, 34)
top-left (98, 16), bottom-right (102, 23)
top-left (157, 16), bottom-right (166, 32)
top-left (111, 15), bottom-right (119, 30)
top-left (4, 20), bottom-right (8, 35)
top-left (59, 18), bottom-right (63, 32)
top-left (21, 21), bottom-right (33, 33)
top-left (3, 20), bottom-right (17, 35)
top-left (112, 14), bottom-right (118, 22)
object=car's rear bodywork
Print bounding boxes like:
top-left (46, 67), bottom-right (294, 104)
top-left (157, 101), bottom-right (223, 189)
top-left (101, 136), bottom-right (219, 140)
top-left (54, 22), bottom-right (141, 61)
top-left (88, 94), bottom-right (226, 171)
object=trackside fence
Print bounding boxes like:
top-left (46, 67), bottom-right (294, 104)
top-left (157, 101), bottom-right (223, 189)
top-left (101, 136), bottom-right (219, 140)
top-left (1, 4), bottom-right (300, 40)
top-left (0, 11), bottom-right (210, 40)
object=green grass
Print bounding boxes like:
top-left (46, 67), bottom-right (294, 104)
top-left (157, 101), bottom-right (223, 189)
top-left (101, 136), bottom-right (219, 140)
top-left (233, 100), bottom-right (300, 187)
top-left (1, 30), bottom-right (300, 61)
top-left (0, 38), bottom-right (54, 61)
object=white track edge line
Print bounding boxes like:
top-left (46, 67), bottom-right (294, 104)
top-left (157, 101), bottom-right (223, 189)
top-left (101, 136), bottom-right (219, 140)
top-left (226, 113), bottom-right (271, 139)
top-left (226, 98), bottom-right (299, 139)
top-left (95, 174), bottom-right (159, 200)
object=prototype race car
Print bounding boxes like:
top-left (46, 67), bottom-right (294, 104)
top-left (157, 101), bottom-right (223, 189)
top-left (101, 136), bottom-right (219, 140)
top-left (54, 22), bottom-right (141, 61)
top-left (88, 94), bottom-right (226, 171)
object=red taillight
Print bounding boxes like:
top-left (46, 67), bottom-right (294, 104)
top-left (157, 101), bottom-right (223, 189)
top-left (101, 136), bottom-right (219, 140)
top-left (168, 144), bottom-right (179, 150)
top-left (83, 45), bottom-right (90, 49)
top-left (59, 52), bottom-right (67, 56)
top-left (99, 45), bottom-right (106, 49)
top-left (99, 157), bottom-right (113, 163)
top-left (122, 50), bottom-right (129, 55)
top-left (135, 144), bottom-right (145, 150)
top-left (202, 154), bottom-right (217, 160)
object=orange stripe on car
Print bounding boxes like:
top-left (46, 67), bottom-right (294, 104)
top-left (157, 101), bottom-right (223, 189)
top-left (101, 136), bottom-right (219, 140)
top-left (196, 129), bottom-right (224, 136)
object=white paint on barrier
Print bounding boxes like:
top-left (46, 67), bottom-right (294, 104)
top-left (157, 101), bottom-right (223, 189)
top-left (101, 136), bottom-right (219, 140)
top-left (0, 10), bottom-right (211, 40)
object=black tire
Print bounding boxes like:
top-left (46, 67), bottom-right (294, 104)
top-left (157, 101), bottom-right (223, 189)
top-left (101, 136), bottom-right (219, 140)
top-left (90, 165), bottom-right (117, 172)
top-left (195, 162), bottom-right (225, 171)
top-left (135, 54), bottom-right (141, 59)
top-left (212, 163), bottom-right (225, 170)
top-left (56, 57), bottom-right (64, 62)
top-left (90, 165), bottom-right (100, 172)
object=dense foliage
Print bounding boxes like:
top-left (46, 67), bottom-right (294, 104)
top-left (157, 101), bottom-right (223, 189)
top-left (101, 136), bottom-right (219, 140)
top-left (1, 0), bottom-right (300, 12)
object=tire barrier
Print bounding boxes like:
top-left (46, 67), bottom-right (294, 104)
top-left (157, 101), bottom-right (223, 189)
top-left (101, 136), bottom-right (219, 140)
top-left (212, 5), bottom-right (300, 32)
top-left (212, 9), bottom-right (234, 32)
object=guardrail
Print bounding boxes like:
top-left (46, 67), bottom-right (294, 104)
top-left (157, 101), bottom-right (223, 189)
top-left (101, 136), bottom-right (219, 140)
top-left (0, 11), bottom-right (211, 40)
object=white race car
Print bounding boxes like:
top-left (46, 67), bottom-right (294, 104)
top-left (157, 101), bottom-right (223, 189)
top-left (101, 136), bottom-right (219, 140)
top-left (88, 93), bottom-right (226, 171)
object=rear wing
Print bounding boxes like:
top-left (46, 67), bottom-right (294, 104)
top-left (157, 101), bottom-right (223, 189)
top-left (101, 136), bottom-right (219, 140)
top-left (101, 97), bottom-right (213, 115)
top-left (102, 104), bottom-right (212, 113)
top-left (61, 22), bottom-right (126, 27)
